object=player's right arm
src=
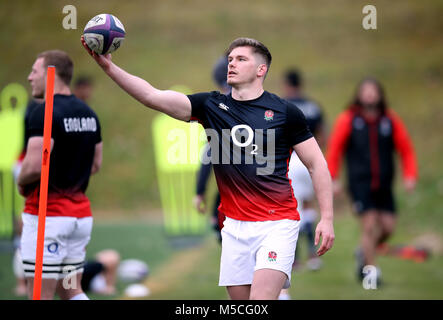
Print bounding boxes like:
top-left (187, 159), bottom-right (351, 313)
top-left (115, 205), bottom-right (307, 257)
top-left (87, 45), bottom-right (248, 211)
top-left (294, 137), bottom-right (335, 256)
top-left (81, 36), bottom-right (192, 122)
top-left (17, 137), bottom-right (54, 195)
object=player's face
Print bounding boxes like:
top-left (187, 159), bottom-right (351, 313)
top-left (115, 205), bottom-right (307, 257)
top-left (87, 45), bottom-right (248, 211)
top-left (28, 58), bottom-right (46, 99)
top-left (227, 47), bottom-right (264, 86)
top-left (359, 82), bottom-right (380, 106)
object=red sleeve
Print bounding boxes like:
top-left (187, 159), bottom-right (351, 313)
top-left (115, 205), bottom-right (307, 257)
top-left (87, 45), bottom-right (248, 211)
top-left (326, 110), bottom-right (353, 179)
top-left (388, 110), bottom-right (418, 180)
top-left (17, 150), bottom-right (26, 161)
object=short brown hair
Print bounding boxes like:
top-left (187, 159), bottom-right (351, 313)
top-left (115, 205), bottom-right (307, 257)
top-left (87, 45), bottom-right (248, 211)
top-left (226, 38), bottom-right (272, 69)
top-left (37, 50), bottom-right (73, 85)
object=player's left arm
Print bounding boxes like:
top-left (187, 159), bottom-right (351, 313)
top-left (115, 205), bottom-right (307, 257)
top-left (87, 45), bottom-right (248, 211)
top-left (390, 111), bottom-right (418, 193)
top-left (293, 137), bottom-right (335, 256)
top-left (17, 137), bottom-right (54, 195)
top-left (91, 142), bottom-right (103, 175)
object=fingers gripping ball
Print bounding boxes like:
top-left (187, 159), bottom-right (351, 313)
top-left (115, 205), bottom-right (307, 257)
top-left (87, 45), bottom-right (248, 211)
top-left (83, 14), bottom-right (125, 55)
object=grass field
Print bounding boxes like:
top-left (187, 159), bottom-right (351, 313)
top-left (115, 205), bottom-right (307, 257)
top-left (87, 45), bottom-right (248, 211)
top-left (143, 207), bottom-right (443, 300)
top-left (2, 205), bottom-right (441, 300)
top-left (0, 212), bottom-right (440, 300)
top-left (0, 216), bottom-right (195, 300)
top-left (0, 0), bottom-right (442, 300)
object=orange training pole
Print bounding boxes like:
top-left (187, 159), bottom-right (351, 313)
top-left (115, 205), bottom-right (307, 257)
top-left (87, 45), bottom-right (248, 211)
top-left (33, 66), bottom-right (55, 300)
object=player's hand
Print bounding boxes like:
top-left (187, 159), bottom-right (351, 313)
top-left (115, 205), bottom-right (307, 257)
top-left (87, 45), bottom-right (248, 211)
top-left (404, 178), bottom-right (416, 194)
top-left (315, 218), bottom-right (335, 256)
top-left (80, 35), bottom-right (112, 70)
top-left (193, 194), bottom-right (206, 214)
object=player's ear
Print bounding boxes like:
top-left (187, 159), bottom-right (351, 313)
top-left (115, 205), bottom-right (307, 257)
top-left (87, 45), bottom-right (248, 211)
top-left (257, 64), bottom-right (267, 78)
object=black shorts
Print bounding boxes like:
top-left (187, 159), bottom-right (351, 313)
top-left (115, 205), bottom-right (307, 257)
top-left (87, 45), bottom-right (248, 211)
top-left (80, 261), bottom-right (105, 292)
top-left (349, 185), bottom-right (395, 215)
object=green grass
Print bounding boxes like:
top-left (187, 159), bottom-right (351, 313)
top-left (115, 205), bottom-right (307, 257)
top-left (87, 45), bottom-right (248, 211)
top-left (288, 214), bottom-right (443, 300)
top-left (0, 218), bottom-right (187, 300)
top-left (146, 212), bottom-right (443, 300)
top-left (0, 209), bottom-right (441, 300)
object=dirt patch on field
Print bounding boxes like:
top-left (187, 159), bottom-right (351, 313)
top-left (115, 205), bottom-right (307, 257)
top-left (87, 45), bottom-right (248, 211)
top-left (121, 239), bottom-right (214, 299)
top-left (412, 232), bottom-right (443, 256)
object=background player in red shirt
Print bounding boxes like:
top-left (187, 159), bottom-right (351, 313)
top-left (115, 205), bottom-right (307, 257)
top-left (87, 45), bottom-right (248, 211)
top-left (326, 77), bottom-right (417, 283)
top-left (81, 36), bottom-right (334, 300)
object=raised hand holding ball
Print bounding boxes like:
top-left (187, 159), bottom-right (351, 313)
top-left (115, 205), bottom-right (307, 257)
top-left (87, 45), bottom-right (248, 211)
top-left (83, 14), bottom-right (125, 55)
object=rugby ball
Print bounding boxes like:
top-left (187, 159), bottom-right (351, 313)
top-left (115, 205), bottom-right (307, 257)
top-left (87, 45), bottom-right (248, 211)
top-left (117, 259), bottom-right (149, 283)
top-left (83, 13), bottom-right (125, 55)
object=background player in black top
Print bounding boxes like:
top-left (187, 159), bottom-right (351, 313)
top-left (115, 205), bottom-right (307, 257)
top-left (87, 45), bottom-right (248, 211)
top-left (81, 36), bottom-right (334, 300)
top-left (18, 50), bottom-right (102, 300)
top-left (193, 56), bottom-right (230, 243)
top-left (284, 68), bottom-right (326, 266)
top-left (278, 68), bottom-right (327, 299)
top-left (283, 69), bottom-right (326, 148)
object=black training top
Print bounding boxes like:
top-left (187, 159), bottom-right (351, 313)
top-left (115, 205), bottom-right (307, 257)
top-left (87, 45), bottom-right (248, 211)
top-left (23, 99), bottom-right (41, 153)
top-left (188, 90), bottom-right (312, 221)
top-left (24, 94), bottom-right (101, 217)
top-left (286, 97), bottom-right (324, 136)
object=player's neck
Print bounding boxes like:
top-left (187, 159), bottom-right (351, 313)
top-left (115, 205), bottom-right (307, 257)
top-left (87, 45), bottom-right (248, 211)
top-left (361, 104), bottom-right (380, 118)
top-left (231, 84), bottom-right (264, 101)
top-left (52, 81), bottom-right (72, 96)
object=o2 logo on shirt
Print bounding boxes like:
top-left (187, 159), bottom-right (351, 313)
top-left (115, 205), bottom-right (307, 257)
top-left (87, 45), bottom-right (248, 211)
top-left (200, 124), bottom-right (277, 175)
top-left (231, 125), bottom-right (258, 155)
top-left (166, 121), bottom-right (276, 175)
